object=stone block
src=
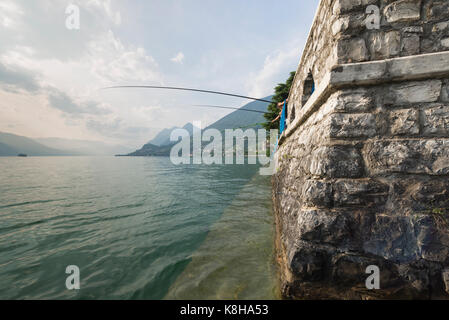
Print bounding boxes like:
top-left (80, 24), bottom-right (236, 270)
top-left (301, 180), bottom-right (333, 208)
top-left (364, 139), bottom-right (449, 175)
top-left (390, 108), bottom-right (419, 135)
top-left (425, 0), bottom-right (449, 21)
top-left (333, 179), bottom-right (389, 207)
top-left (308, 146), bottom-right (364, 178)
top-left (333, 0), bottom-right (378, 14)
top-left (423, 105), bottom-right (449, 135)
top-left (384, 0), bottom-right (421, 23)
top-left (432, 21), bottom-right (449, 32)
top-left (442, 38), bottom-right (449, 48)
top-left (364, 214), bottom-right (419, 262)
top-left (296, 210), bottom-right (352, 245)
top-left (289, 242), bottom-right (328, 281)
top-left (337, 38), bottom-right (369, 63)
top-left (332, 89), bottom-right (375, 112)
top-left (401, 34), bottom-right (420, 55)
top-left (329, 113), bottom-right (377, 138)
top-left (368, 31), bottom-right (401, 59)
top-left (387, 80), bottom-right (442, 105)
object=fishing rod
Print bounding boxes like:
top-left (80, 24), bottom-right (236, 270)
top-left (191, 104), bottom-right (269, 114)
top-left (102, 85), bottom-right (273, 104)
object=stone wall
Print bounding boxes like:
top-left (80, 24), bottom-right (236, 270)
top-left (273, 0), bottom-right (449, 299)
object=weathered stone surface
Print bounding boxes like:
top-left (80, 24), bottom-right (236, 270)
top-left (333, 0), bottom-right (377, 14)
top-left (289, 242), bottom-right (329, 281)
top-left (425, 0), bottom-right (449, 22)
top-left (387, 80), bottom-right (442, 104)
top-left (403, 26), bottom-right (423, 33)
top-left (388, 53), bottom-right (449, 80)
top-left (328, 89), bottom-right (375, 113)
top-left (332, 17), bottom-right (350, 36)
top-left (364, 139), bottom-right (449, 175)
top-left (308, 146), bottom-right (364, 178)
top-left (401, 34), bottom-right (420, 55)
top-left (432, 21), bottom-right (449, 32)
top-left (365, 213), bottom-right (449, 264)
top-left (390, 108), bottom-right (419, 135)
top-left (442, 38), bottom-right (449, 48)
top-left (384, 0), bottom-right (421, 23)
top-left (337, 38), bottom-right (368, 63)
top-left (274, 0), bottom-right (449, 300)
top-left (330, 53), bottom-right (449, 87)
top-left (443, 269), bottom-right (449, 294)
top-left (369, 31), bottom-right (401, 59)
top-left (408, 177), bottom-right (449, 209)
top-left (442, 82), bottom-right (449, 102)
top-left (333, 179), bottom-right (389, 207)
top-left (329, 113), bottom-right (377, 138)
top-left (423, 105), bottom-right (449, 135)
top-left (301, 180), bottom-right (332, 208)
top-left (296, 210), bottom-right (353, 245)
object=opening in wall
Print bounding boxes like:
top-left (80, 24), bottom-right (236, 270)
top-left (301, 72), bottom-right (315, 107)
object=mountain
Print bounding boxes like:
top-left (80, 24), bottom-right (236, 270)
top-left (148, 128), bottom-right (174, 146)
top-left (148, 122), bottom-right (198, 147)
top-left (124, 96), bottom-right (272, 157)
top-left (125, 143), bottom-right (174, 157)
top-left (0, 142), bottom-right (20, 156)
top-left (205, 96), bottom-right (272, 132)
top-left (36, 137), bottom-right (132, 156)
top-left (0, 132), bottom-right (70, 156)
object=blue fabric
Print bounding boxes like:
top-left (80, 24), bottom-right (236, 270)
top-left (279, 100), bottom-right (286, 134)
top-left (311, 82), bottom-right (315, 95)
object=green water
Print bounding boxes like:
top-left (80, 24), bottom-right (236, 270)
top-left (0, 156), bottom-right (277, 299)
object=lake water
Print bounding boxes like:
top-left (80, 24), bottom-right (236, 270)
top-left (0, 156), bottom-right (278, 299)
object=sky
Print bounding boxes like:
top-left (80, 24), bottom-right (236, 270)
top-left (0, 0), bottom-right (319, 149)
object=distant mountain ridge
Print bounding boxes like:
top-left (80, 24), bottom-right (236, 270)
top-left (0, 132), bottom-right (132, 156)
top-left (148, 123), bottom-right (198, 147)
top-left (125, 96), bottom-right (272, 157)
top-left (205, 97), bottom-right (272, 132)
top-left (0, 132), bottom-right (70, 156)
top-left (36, 137), bottom-right (132, 156)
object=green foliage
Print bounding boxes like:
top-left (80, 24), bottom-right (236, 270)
top-left (262, 71), bottom-right (296, 131)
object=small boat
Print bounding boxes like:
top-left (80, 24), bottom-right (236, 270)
top-left (17, 153), bottom-right (28, 157)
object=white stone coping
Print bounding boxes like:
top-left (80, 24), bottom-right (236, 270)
top-left (279, 51), bottom-right (449, 145)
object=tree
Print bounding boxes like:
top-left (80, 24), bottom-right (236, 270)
top-left (263, 71), bottom-right (296, 131)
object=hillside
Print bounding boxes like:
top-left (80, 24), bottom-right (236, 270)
top-left (147, 123), bottom-right (198, 147)
top-left (205, 96), bottom-right (272, 132)
top-left (36, 137), bottom-right (132, 156)
top-left (125, 143), bottom-right (174, 157)
top-left (0, 132), bottom-right (70, 156)
top-left (125, 96), bottom-right (272, 157)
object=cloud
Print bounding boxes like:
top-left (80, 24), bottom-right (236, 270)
top-left (0, 0), bottom-right (23, 29)
top-left (170, 52), bottom-right (185, 64)
top-left (47, 88), bottom-right (111, 115)
top-left (0, 62), bottom-right (40, 93)
top-left (86, 0), bottom-right (122, 26)
top-left (0, 1), bottom-right (164, 145)
top-left (0, 61), bottom-right (111, 116)
top-left (86, 118), bottom-right (122, 135)
top-left (246, 45), bottom-right (301, 98)
top-left (89, 31), bottom-right (161, 85)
